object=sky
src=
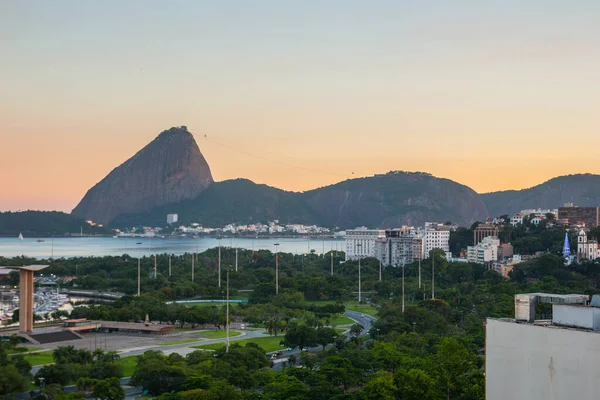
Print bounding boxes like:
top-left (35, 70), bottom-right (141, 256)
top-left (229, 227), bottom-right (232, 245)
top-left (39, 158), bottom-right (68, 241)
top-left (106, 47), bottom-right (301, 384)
top-left (2, 1), bottom-right (600, 212)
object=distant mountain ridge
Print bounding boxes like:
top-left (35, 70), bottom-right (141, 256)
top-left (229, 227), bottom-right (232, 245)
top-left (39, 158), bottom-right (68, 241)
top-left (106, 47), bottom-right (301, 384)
top-left (68, 126), bottom-right (600, 229)
top-left (482, 174), bottom-right (600, 217)
top-left (0, 211), bottom-right (106, 237)
top-left (112, 171), bottom-right (488, 229)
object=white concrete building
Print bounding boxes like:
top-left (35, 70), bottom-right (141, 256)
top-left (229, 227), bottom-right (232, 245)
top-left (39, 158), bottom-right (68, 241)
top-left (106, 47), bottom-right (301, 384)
top-left (577, 229), bottom-right (600, 260)
top-left (345, 228), bottom-right (385, 260)
top-left (511, 212), bottom-right (525, 226)
top-left (467, 236), bottom-right (500, 264)
top-left (167, 214), bottom-right (178, 224)
top-left (423, 223), bottom-right (450, 255)
top-left (486, 293), bottom-right (599, 400)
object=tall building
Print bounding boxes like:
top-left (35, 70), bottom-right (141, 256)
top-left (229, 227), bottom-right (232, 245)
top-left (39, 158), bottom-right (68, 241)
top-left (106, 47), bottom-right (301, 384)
top-left (167, 214), bottom-right (178, 224)
top-left (558, 206), bottom-right (600, 227)
top-left (345, 228), bottom-right (385, 260)
top-left (486, 293), bottom-right (597, 400)
top-left (375, 229), bottom-right (416, 267)
top-left (423, 223), bottom-right (450, 255)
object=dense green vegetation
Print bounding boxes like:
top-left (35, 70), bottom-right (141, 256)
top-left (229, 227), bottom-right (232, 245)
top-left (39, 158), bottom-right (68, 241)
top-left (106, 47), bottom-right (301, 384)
top-left (0, 211), bottom-right (107, 237)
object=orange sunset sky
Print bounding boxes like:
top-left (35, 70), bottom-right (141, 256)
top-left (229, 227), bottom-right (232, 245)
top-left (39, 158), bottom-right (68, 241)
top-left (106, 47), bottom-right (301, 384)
top-left (2, 1), bottom-right (600, 212)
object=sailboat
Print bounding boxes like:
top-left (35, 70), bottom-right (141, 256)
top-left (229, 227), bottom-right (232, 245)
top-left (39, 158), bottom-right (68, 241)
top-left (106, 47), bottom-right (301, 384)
top-left (18, 233), bottom-right (23, 240)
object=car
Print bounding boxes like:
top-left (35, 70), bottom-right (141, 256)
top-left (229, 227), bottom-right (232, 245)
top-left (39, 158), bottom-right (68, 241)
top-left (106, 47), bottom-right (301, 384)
top-left (285, 347), bottom-right (292, 351)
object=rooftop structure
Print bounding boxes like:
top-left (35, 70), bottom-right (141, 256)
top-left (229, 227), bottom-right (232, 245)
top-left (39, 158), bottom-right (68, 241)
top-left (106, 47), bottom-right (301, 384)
top-left (486, 292), bottom-right (600, 400)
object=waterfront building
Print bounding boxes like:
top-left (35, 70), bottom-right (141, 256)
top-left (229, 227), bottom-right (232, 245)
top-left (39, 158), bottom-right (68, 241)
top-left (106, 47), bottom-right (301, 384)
top-left (345, 228), bottom-right (385, 260)
top-left (423, 223), bottom-right (450, 255)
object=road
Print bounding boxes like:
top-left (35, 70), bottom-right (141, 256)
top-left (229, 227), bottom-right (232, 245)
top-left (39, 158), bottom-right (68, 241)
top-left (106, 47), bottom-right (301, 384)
top-left (271, 310), bottom-right (377, 370)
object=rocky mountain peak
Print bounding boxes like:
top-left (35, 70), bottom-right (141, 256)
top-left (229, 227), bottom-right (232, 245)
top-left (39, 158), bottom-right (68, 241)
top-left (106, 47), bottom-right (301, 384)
top-left (72, 126), bottom-right (213, 224)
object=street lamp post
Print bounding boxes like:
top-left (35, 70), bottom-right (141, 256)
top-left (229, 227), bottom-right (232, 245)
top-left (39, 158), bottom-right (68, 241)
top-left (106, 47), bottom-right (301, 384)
top-left (274, 243), bottom-right (280, 295)
top-left (330, 252), bottom-right (334, 276)
top-left (192, 253), bottom-right (195, 282)
top-left (379, 259), bottom-right (382, 282)
top-left (235, 247), bottom-right (238, 272)
top-left (356, 243), bottom-right (362, 303)
top-left (226, 269), bottom-right (230, 353)
top-left (169, 254), bottom-right (172, 277)
top-left (402, 262), bottom-right (405, 313)
top-left (137, 244), bottom-right (141, 296)
top-left (432, 252), bottom-right (435, 299)
top-left (218, 238), bottom-right (222, 287)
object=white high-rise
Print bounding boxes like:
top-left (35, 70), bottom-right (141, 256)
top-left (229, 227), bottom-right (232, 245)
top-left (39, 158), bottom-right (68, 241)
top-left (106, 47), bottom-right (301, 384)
top-left (423, 223), bottom-right (450, 255)
top-left (345, 228), bottom-right (385, 260)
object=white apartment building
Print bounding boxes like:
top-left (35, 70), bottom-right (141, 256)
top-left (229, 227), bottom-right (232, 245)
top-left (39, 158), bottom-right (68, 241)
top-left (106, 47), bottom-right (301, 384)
top-left (345, 228), bottom-right (385, 260)
top-left (486, 293), bottom-right (597, 400)
top-left (423, 223), bottom-right (450, 255)
top-left (467, 236), bottom-right (500, 264)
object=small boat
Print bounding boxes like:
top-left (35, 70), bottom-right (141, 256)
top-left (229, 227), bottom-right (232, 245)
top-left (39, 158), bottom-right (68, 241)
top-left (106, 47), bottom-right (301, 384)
top-left (136, 242), bottom-right (143, 245)
top-left (36, 239), bottom-right (45, 243)
top-left (18, 233), bottom-right (23, 240)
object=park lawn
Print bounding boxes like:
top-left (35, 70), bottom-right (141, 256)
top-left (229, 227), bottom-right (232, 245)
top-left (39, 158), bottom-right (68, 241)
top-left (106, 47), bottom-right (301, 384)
top-left (345, 304), bottom-right (379, 317)
top-left (190, 330), bottom-right (241, 339)
top-left (193, 336), bottom-right (285, 353)
top-left (21, 350), bottom-right (54, 366)
top-left (335, 328), bottom-right (347, 334)
top-left (328, 314), bottom-right (354, 326)
top-left (118, 355), bottom-right (139, 377)
top-left (159, 338), bottom-right (204, 346)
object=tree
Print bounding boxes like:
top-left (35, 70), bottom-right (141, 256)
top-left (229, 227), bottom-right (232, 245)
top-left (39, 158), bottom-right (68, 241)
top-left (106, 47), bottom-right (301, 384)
top-left (0, 364), bottom-right (27, 395)
top-left (394, 369), bottom-right (439, 400)
top-left (283, 324), bottom-right (317, 350)
top-left (315, 327), bottom-right (337, 352)
top-left (91, 377), bottom-right (125, 400)
top-left (363, 371), bottom-right (396, 400)
top-left (262, 375), bottom-right (308, 400)
top-left (350, 323), bottom-right (363, 337)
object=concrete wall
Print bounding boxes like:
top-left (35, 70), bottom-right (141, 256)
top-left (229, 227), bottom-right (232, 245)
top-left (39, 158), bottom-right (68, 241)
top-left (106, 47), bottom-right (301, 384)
top-left (553, 304), bottom-right (600, 331)
top-left (486, 319), bottom-right (600, 400)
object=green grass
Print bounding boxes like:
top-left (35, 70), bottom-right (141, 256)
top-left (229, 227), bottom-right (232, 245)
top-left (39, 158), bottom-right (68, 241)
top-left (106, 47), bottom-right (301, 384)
top-left (190, 330), bottom-right (241, 339)
top-left (193, 335), bottom-right (285, 353)
top-left (8, 346), bottom-right (42, 354)
top-left (118, 355), bottom-right (139, 377)
top-left (159, 338), bottom-right (204, 346)
top-left (328, 314), bottom-right (354, 326)
top-left (20, 350), bottom-right (54, 366)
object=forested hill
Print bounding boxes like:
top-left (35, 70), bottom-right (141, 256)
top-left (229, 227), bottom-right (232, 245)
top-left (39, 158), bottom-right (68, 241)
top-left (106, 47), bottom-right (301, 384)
top-left (111, 172), bottom-right (489, 229)
top-left (482, 174), bottom-right (600, 216)
top-left (0, 211), bottom-right (107, 237)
